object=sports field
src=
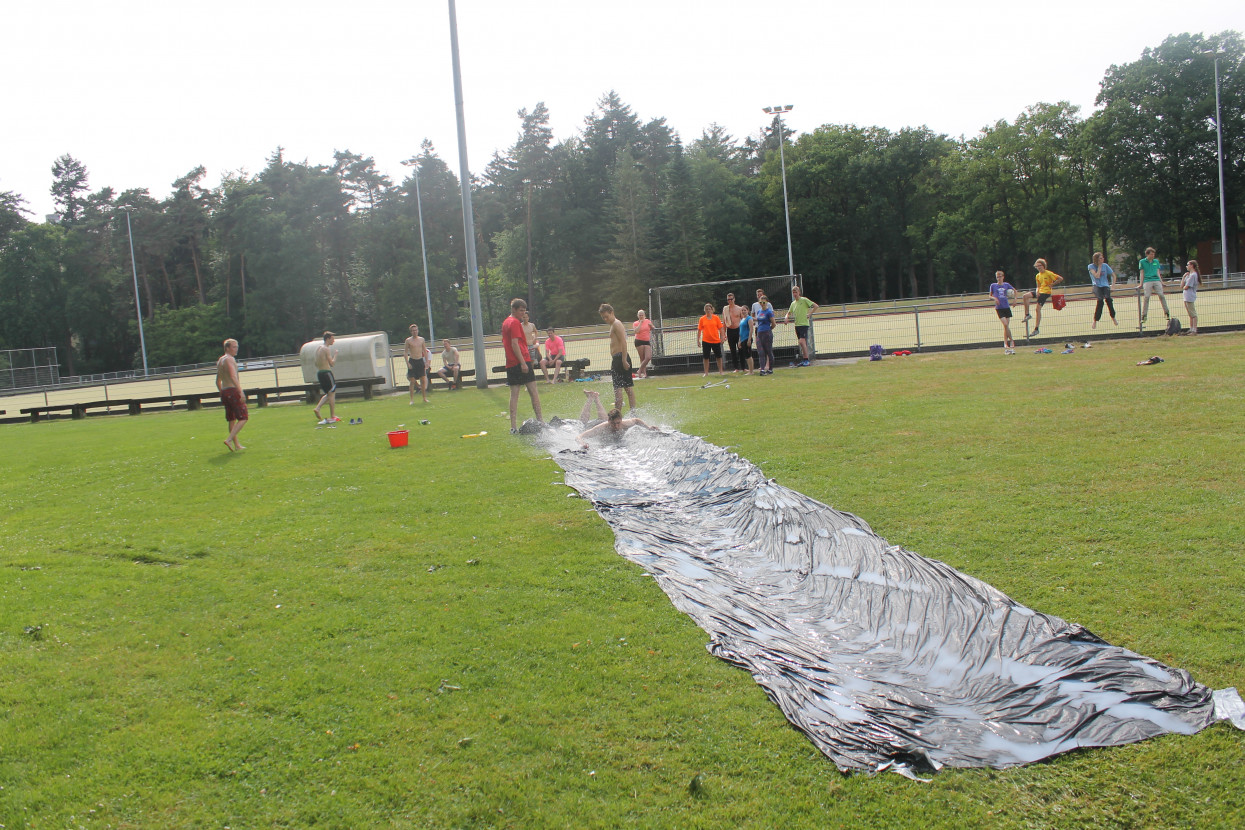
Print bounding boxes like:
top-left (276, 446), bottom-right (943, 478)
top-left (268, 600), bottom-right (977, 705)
top-left (2, 333), bottom-right (1243, 828)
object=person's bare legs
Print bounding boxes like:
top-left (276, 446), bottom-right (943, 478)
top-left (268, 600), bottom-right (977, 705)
top-left (227, 418), bottom-right (247, 451)
top-left (701, 356), bottom-right (709, 377)
top-left (541, 358), bottom-right (552, 383)
top-left (525, 381), bottom-right (543, 422)
top-left (509, 385), bottom-right (522, 431)
top-left (579, 389), bottom-right (606, 423)
top-left (716, 353), bottom-right (725, 375)
top-left (315, 391), bottom-right (335, 421)
top-left (420, 374), bottom-right (428, 403)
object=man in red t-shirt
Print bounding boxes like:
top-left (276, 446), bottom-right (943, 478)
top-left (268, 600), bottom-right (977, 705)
top-left (503, 298), bottom-right (543, 433)
top-left (697, 303), bottom-right (726, 377)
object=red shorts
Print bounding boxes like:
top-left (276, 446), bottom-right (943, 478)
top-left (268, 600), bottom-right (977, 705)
top-left (221, 386), bottom-right (248, 421)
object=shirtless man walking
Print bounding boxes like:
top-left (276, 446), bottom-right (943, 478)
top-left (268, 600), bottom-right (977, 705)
top-left (314, 331), bottom-right (340, 424)
top-left (599, 303), bottom-right (636, 412)
top-left (216, 338), bottom-right (248, 451)
top-left (404, 323), bottom-right (429, 404)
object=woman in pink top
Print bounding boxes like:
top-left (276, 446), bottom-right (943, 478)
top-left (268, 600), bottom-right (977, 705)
top-left (632, 310), bottom-right (654, 379)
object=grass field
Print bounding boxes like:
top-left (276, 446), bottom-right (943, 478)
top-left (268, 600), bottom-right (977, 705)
top-left (2, 333), bottom-right (1244, 829)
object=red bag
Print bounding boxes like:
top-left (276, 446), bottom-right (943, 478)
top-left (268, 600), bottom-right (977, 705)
top-left (1051, 293), bottom-right (1067, 311)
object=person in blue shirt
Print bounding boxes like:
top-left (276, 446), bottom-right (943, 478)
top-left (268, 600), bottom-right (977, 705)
top-left (754, 298), bottom-right (777, 375)
top-left (1088, 252), bottom-right (1118, 329)
top-left (988, 270), bottom-right (1017, 354)
top-left (737, 308), bottom-right (756, 374)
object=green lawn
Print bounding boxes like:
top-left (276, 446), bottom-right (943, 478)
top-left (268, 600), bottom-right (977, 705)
top-left (2, 334), bottom-right (1244, 829)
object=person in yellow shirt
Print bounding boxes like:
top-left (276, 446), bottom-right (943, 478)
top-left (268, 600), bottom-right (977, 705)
top-left (1020, 258), bottom-right (1064, 337)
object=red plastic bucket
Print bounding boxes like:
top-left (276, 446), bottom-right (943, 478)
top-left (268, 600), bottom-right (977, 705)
top-left (387, 430), bottom-right (409, 448)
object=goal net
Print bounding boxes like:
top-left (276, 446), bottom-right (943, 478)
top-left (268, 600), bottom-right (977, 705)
top-left (648, 274), bottom-right (801, 357)
top-left (0, 347), bottom-right (61, 391)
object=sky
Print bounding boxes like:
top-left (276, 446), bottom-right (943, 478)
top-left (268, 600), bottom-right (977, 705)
top-left (2, 0), bottom-right (1241, 220)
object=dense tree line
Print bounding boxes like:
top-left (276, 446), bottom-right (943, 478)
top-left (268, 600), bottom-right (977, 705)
top-left (1, 32), bottom-right (1240, 374)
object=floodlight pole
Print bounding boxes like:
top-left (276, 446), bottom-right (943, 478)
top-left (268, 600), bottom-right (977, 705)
top-left (763, 104), bottom-right (796, 277)
top-left (400, 156), bottom-right (435, 343)
top-left (1213, 57), bottom-right (1230, 284)
top-left (119, 206), bottom-right (149, 376)
top-left (447, 0), bottom-right (488, 388)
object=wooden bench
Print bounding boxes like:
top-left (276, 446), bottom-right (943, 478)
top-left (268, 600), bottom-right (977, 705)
top-left (488, 358), bottom-right (591, 381)
top-left (303, 376), bottom-right (386, 403)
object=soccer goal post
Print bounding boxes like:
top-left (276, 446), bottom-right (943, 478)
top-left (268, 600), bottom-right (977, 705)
top-left (648, 274), bottom-right (801, 357)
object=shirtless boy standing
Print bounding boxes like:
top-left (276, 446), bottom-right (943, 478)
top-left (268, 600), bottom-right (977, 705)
top-left (216, 338), bottom-right (248, 451)
top-left (404, 323), bottom-right (428, 404)
top-left (314, 331), bottom-right (340, 424)
top-left (722, 293), bottom-right (746, 372)
top-left (599, 303), bottom-right (636, 412)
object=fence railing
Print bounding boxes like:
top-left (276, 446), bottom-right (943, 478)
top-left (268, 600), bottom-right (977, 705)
top-left (4, 276), bottom-right (1242, 418)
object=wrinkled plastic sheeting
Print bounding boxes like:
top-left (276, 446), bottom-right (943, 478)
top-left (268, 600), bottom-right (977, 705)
top-left (538, 424), bottom-right (1245, 776)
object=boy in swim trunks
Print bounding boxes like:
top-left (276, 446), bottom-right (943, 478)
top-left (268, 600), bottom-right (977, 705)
top-left (404, 323), bottom-right (428, 404)
top-left (314, 331), bottom-right (340, 424)
top-left (216, 338), bottom-right (248, 451)
top-left (599, 303), bottom-right (636, 412)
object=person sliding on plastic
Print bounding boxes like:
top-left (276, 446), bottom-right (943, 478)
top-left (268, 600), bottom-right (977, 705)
top-left (577, 407), bottom-right (658, 449)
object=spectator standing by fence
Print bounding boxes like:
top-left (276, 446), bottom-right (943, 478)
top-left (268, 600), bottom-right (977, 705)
top-left (738, 306), bottom-right (756, 374)
top-left (755, 299), bottom-right (776, 375)
top-left (1182, 260), bottom-right (1200, 334)
top-left (1139, 247), bottom-right (1171, 325)
top-left (698, 303), bottom-right (726, 377)
top-left (723, 293), bottom-right (746, 373)
top-left (989, 271), bottom-right (1017, 355)
top-left (783, 285), bottom-right (819, 366)
top-left (1021, 259), bottom-right (1063, 337)
top-left (1088, 253), bottom-right (1118, 329)
top-left (632, 310), bottom-right (653, 379)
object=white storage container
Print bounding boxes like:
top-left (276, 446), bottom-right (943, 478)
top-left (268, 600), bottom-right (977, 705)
top-left (299, 331), bottom-right (394, 389)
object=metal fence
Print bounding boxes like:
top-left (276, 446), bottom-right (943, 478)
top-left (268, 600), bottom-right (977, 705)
top-left (3, 276), bottom-right (1242, 420)
top-left (0, 347), bottom-right (61, 390)
top-left (798, 276), bottom-right (1245, 358)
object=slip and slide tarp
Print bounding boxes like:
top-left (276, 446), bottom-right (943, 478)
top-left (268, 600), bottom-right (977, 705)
top-left (532, 421), bottom-right (1244, 777)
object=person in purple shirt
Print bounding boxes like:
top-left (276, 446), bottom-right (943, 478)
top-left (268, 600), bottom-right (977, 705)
top-left (988, 270), bottom-right (1017, 355)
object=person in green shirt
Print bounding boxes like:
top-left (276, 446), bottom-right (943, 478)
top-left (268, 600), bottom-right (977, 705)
top-left (783, 284), bottom-right (819, 367)
top-left (1138, 246), bottom-right (1170, 324)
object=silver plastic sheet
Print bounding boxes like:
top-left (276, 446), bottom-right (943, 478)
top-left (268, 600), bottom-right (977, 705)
top-left (538, 422), bottom-right (1244, 775)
